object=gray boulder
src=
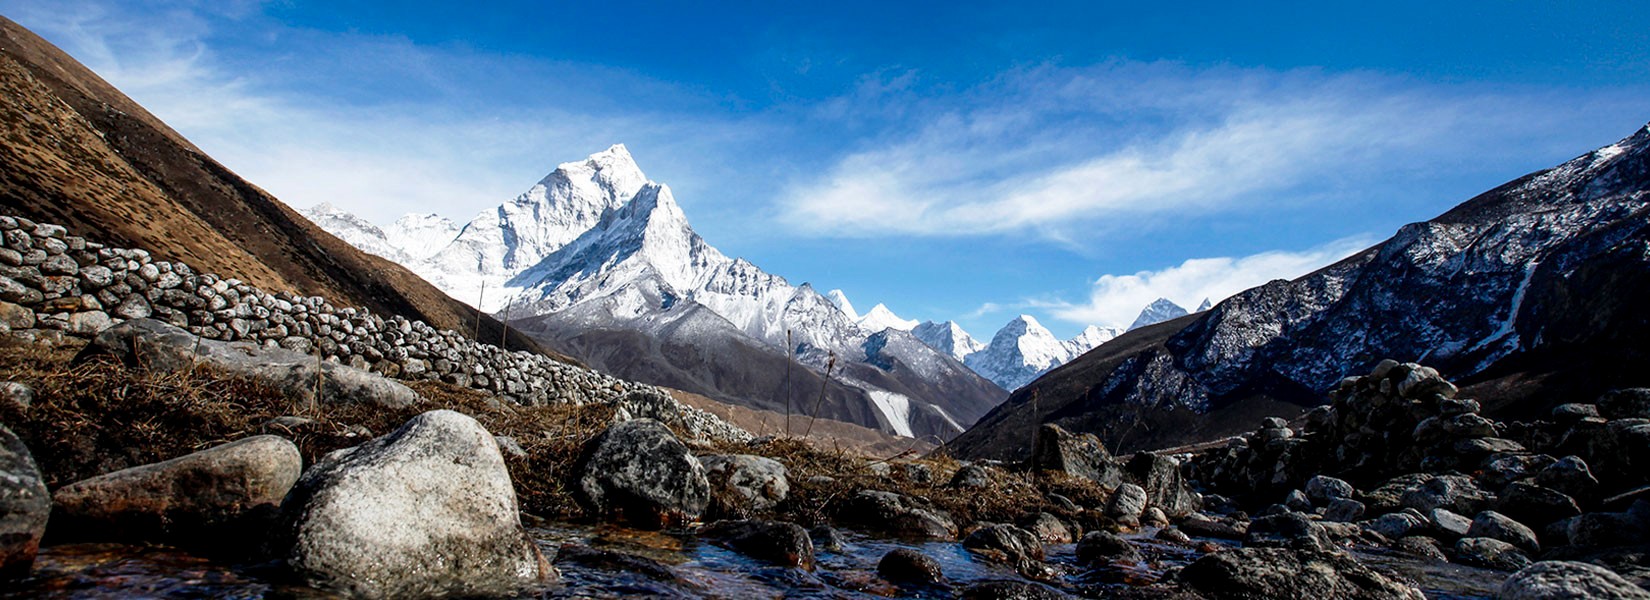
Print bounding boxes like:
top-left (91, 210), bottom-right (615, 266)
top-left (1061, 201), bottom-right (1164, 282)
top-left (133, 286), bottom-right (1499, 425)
top-left (701, 454), bottom-right (789, 518)
top-left (1305, 475), bottom-right (1355, 504)
top-left (949, 464), bottom-right (996, 489)
top-left (1468, 511), bottom-right (1540, 554)
top-left (1105, 483), bottom-right (1147, 521)
top-left (1030, 424), bottom-right (1122, 489)
top-left (1401, 474), bottom-right (1494, 516)
top-left (277, 410), bottom-right (548, 598)
top-left (1498, 561), bottom-right (1650, 600)
top-left (1366, 510), bottom-right (1428, 540)
top-left (1325, 498), bottom-right (1366, 523)
top-left (1075, 530), bottom-right (1142, 564)
top-left (1125, 451), bottom-right (1202, 517)
top-left (1534, 456), bottom-right (1599, 502)
top-left (1496, 483), bottom-right (1580, 530)
top-left (699, 520), bottom-right (814, 569)
top-left (0, 425), bottom-right (49, 580)
top-left (963, 523), bottom-right (1045, 569)
top-left (51, 435), bottom-right (300, 552)
top-left (574, 419), bottom-right (709, 528)
top-left (1179, 547), bottom-right (1425, 600)
top-left (1018, 512), bottom-right (1076, 544)
top-left (839, 490), bottom-right (957, 540)
top-left (78, 319), bottom-right (416, 408)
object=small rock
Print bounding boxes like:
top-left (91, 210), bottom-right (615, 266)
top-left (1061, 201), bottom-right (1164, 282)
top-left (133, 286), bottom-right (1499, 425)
top-left (1106, 483), bottom-right (1148, 520)
top-left (1367, 511), bottom-right (1428, 540)
top-left (0, 382), bottom-right (33, 413)
top-left (0, 301), bottom-right (34, 330)
top-left (494, 435), bottom-right (528, 460)
top-left (1551, 403), bottom-right (1601, 423)
top-left (878, 548), bottom-right (945, 585)
top-left (1496, 483), bottom-right (1580, 530)
top-left (1155, 527), bottom-right (1192, 544)
top-left (840, 490), bottom-right (957, 540)
top-left (1284, 489), bottom-right (1313, 512)
top-left (1075, 530), bottom-right (1141, 565)
top-left (1468, 511), bottom-right (1541, 554)
top-left (1247, 512), bottom-right (1335, 552)
top-left (1394, 536), bottom-right (1450, 563)
top-left (949, 464), bottom-right (995, 489)
top-left (1428, 508), bottom-right (1473, 540)
top-left (1498, 560), bottom-right (1650, 600)
top-left (701, 454), bottom-right (789, 518)
top-left (1018, 512), bottom-right (1076, 544)
top-left (1454, 537), bottom-right (1532, 571)
top-left (963, 523), bottom-right (1045, 566)
top-left (1325, 498), bottom-right (1366, 523)
top-left (1305, 475), bottom-right (1355, 504)
top-left (575, 419), bottom-right (710, 528)
top-left (1141, 506), bottom-right (1169, 527)
top-left (1534, 456), bottom-right (1599, 502)
top-left (700, 520), bottom-right (814, 569)
top-left (959, 580), bottom-right (1069, 600)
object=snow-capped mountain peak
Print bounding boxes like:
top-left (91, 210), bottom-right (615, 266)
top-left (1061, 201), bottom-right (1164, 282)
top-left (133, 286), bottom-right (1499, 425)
top-left (301, 203), bottom-right (409, 263)
top-left (827, 289), bottom-right (860, 321)
top-left (912, 320), bottom-right (984, 362)
top-left (1063, 324), bottom-right (1122, 358)
top-left (964, 315), bottom-right (1075, 391)
top-left (385, 213), bottom-right (459, 260)
top-left (858, 303), bottom-right (919, 333)
top-left (1128, 297), bottom-right (1190, 330)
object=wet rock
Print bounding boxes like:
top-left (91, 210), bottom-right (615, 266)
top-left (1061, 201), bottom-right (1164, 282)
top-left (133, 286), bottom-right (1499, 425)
top-left (840, 490), bottom-right (957, 540)
top-left (277, 410), bottom-right (548, 598)
top-left (701, 454), bottom-right (789, 518)
top-left (51, 435), bottom-right (300, 552)
top-left (810, 525), bottom-right (844, 552)
top-left (1325, 498), bottom-right (1366, 523)
top-left (1125, 451), bottom-right (1202, 517)
top-left (1306, 475), bottom-right (1354, 504)
top-left (1018, 512), bottom-right (1076, 544)
top-left (700, 520), bottom-right (814, 569)
top-left (963, 523), bottom-right (1045, 566)
top-left (1106, 483), bottom-right (1147, 521)
top-left (0, 425), bottom-right (49, 580)
top-left (1156, 526), bottom-right (1192, 544)
top-left (1498, 560), bottom-right (1650, 599)
top-left (1394, 536), bottom-right (1449, 562)
top-left (1599, 389), bottom-right (1650, 420)
top-left (553, 544), bottom-right (689, 590)
top-left (1534, 456), bottom-right (1599, 502)
top-left (1428, 508), bottom-right (1473, 540)
top-left (1401, 474), bottom-right (1494, 516)
top-left (878, 547), bottom-right (945, 585)
top-left (1247, 512), bottom-right (1335, 551)
top-left (1141, 506), bottom-right (1170, 527)
top-left (78, 319), bottom-right (417, 408)
top-left (960, 580), bottom-right (1069, 600)
top-left (1030, 424), bottom-right (1122, 489)
top-left (1496, 483), bottom-right (1580, 530)
top-left (1075, 530), bottom-right (1141, 564)
top-left (1366, 510), bottom-right (1428, 540)
top-left (1454, 537), bottom-right (1532, 571)
top-left (1180, 514), bottom-right (1248, 540)
top-left (1469, 511), bottom-right (1540, 554)
top-left (1179, 547), bottom-right (1425, 600)
top-left (949, 464), bottom-right (995, 489)
top-left (574, 419), bottom-right (709, 528)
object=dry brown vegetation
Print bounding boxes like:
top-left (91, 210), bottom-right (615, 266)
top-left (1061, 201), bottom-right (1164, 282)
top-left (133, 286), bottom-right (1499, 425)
top-left (0, 336), bottom-right (1109, 535)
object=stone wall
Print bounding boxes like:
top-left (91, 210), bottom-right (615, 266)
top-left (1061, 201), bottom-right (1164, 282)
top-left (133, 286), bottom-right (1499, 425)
top-left (0, 214), bottom-right (748, 441)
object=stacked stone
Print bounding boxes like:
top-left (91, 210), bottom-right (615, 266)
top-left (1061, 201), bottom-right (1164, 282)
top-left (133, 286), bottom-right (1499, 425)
top-left (0, 214), bottom-right (747, 443)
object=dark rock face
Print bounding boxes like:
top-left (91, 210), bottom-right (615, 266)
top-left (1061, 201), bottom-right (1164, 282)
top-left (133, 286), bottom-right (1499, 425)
top-left (78, 319), bottom-right (417, 408)
top-left (959, 580), bottom-right (1070, 600)
top-left (1125, 452), bottom-right (1202, 517)
top-left (1599, 389), bottom-right (1650, 420)
top-left (1499, 560), bottom-right (1650, 600)
top-left (699, 520), bottom-right (814, 569)
top-left (1178, 547), bottom-right (1425, 600)
top-left (838, 490), bottom-right (957, 540)
top-left (0, 424), bottom-right (48, 580)
top-left (277, 410), bottom-right (548, 598)
top-left (1028, 424), bottom-right (1121, 489)
top-left (574, 419), bottom-right (710, 529)
top-left (878, 547), bottom-right (945, 585)
top-left (50, 435), bottom-right (300, 553)
top-left (951, 124), bottom-right (1650, 461)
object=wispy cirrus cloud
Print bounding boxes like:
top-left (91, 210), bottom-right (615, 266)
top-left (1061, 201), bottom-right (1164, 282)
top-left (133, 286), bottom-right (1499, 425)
top-left (778, 62), bottom-right (1640, 239)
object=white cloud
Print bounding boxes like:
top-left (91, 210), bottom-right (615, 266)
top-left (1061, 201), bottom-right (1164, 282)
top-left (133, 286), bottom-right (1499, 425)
top-left (777, 62), bottom-right (1638, 238)
top-left (1042, 236), bottom-right (1376, 329)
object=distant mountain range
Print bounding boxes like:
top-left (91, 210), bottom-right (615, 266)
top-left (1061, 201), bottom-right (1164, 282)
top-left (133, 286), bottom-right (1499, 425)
top-left (949, 122), bottom-right (1650, 460)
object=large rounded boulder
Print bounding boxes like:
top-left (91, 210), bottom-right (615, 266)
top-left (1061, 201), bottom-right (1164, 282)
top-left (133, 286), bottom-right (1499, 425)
top-left (574, 419), bottom-right (710, 528)
top-left (1497, 561), bottom-right (1650, 599)
top-left (700, 454), bottom-right (789, 518)
top-left (276, 410), bottom-right (548, 598)
top-left (1180, 547), bottom-right (1425, 600)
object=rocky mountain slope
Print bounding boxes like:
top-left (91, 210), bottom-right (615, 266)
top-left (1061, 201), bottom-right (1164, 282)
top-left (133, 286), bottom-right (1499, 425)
top-left (0, 16), bottom-right (551, 360)
top-left (307, 149), bottom-right (1006, 439)
top-left (951, 122), bottom-right (1650, 460)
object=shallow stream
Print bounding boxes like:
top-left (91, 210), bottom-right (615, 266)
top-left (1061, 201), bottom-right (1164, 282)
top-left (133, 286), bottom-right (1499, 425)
top-left (3, 525), bottom-right (1512, 599)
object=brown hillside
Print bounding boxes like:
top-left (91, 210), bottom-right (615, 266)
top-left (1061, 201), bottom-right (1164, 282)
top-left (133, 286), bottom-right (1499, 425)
top-left (0, 16), bottom-right (565, 361)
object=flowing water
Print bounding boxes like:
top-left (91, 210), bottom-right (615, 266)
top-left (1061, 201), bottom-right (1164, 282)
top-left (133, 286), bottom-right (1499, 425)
top-left (3, 526), bottom-right (1512, 599)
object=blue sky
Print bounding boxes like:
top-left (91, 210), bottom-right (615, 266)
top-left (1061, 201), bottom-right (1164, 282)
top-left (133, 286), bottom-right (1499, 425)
top-left (6, 1), bottom-right (1648, 338)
